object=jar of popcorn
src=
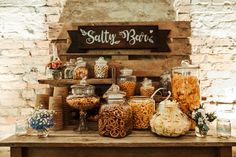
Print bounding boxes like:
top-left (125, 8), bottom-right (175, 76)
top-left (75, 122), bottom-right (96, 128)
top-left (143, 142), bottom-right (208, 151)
top-left (94, 57), bottom-right (109, 78)
top-left (150, 96), bottom-right (191, 137)
top-left (118, 68), bottom-right (137, 97)
top-left (172, 60), bottom-right (200, 129)
top-left (73, 57), bottom-right (88, 80)
top-left (140, 78), bottom-right (155, 97)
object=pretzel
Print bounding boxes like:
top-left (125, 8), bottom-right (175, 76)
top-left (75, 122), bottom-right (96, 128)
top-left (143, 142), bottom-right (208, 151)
top-left (119, 81), bottom-right (136, 97)
top-left (129, 99), bottom-right (155, 129)
top-left (98, 103), bottom-right (132, 138)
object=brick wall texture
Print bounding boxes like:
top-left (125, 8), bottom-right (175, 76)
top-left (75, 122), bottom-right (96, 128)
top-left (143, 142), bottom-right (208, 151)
top-left (0, 0), bottom-right (235, 156)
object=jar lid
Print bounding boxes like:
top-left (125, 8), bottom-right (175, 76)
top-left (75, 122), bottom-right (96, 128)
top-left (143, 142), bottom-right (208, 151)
top-left (120, 68), bottom-right (133, 76)
top-left (104, 84), bottom-right (126, 99)
top-left (95, 57), bottom-right (107, 65)
top-left (71, 76), bottom-right (95, 95)
top-left (129, 96), bottom-right (151, 102)
top-left (69, 58), bottom-right (76, 64)
top-left (75, 57), bottom-right (86, 67)
top-left (141, 78), bottom-right (153, 87)
top-left (172, 60), bottom-right (200, 70)
top-left (71, 83), bottom-right (94, 90)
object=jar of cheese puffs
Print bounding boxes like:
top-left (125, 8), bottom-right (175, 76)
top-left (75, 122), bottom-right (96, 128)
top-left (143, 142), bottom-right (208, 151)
top-left (118, 68), bottom-right (136, 97)
top-left (172, 60), bottom-right (200, 129)
top-left (128, 96), bottom-right (155, 129)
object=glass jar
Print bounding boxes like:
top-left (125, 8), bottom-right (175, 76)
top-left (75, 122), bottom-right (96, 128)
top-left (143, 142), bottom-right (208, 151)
top-left (51, 69), bottom-right (62, 80)
top-left (150, 98), bottom-right (191, 137)
top-left (73, 57), bottom-right (88, 80)
top-left (217, 118), bottom-right (231, 139)
top-left (98, 85), bottom-right (133, 138)
top-left (140, 78), bottom-right (155, 97)
top-left (66, 78), bottom-right (100, 132)
top-left (70, 77), bottom-right (95, 97)
top-left (45, 44), bottom-right (63, 79)
top-left (118, 68), bottom-right (136, 97)
top-left (94, 57), bottom-right (109, 78)
top-left (160, 71), bottom-right (171, 97)
top-left (128, 96), bottom-right (155, 129)
top-left (64, 59), bottom-right (76, 79)
top-left (15, 109), bottom-right (28, 136)
top-left (172, 60), bottom-right (200, 129)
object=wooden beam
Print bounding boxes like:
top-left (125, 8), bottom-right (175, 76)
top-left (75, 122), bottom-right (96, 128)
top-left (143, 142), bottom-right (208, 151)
top-left (48, 21), bottom-right (191, 40)
top-left (218, 147), bottom-right (232, 157)
top-left (11, 147), bottom-right (22, 157)
top-left (38, 78), bottom-right (113, 86)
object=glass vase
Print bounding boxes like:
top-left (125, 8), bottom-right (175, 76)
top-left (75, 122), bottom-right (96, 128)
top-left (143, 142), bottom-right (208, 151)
top-left (195, 126), bottom-right (207, 137)
top-left (36, 129), bottom-right (49, 138)
top-left (52, 70), bottom-right (62, 80)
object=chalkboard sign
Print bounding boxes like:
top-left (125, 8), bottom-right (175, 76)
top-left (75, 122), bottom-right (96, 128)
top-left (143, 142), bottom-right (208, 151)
top-left (67, 25), bottom-right (170, 53)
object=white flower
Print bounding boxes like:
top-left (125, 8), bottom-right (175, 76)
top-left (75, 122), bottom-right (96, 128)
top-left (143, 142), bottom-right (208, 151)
top-left (198, 109), bottom-right (205, 115)
top-left (192, 111), bottom-right (196, 118)
top-left (198, 117), bottom-right (204, 125)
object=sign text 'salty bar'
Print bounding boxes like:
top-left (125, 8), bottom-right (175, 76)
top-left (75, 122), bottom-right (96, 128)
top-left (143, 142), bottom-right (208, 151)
top-left (67, 25), bottom-right (170, 53)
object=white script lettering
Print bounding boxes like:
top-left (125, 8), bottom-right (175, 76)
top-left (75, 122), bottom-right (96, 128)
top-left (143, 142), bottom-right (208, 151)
top-left (119, 29), bottom-right (154, 45)
top-left (80, 29), bottom-right (120, 45)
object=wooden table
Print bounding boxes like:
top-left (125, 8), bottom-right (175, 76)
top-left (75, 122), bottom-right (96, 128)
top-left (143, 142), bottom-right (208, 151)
top-left (1, 130), bottom-right (236, 157)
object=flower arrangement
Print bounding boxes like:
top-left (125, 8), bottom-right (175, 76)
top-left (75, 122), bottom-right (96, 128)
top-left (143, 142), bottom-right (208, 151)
top-left (46, 58), bottom-right (63, 80)
top-left (47, 58), bottom-right (63, 70)
top-left (28, 108), bottom-right (54, 137)
top-left (192, 104), bottom-right (217, 137)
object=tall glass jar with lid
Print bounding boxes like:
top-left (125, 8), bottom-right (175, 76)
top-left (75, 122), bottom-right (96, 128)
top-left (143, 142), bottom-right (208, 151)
top-left (128, 96), bottom-right (155, 129)
top-left (172, 60), bottom-right (200, 129)
top-left (98, 85), bottom-right (133, 138)
top-left (73, 57), bottom-right (88, 79)
top-left (64, 59), bottom-right (76, 79)
top-left (94, 57), bottom-right (109, 78)
top-left (140, 78), bottom-right (155, 97)
top-left (118, 68), bottom-right (136, 97)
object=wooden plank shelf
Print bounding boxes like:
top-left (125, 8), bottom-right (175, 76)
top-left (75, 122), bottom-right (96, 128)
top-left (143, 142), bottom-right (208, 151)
top-left (1, 131), bottom-right (236, 157)
top-left (1, 131), bottom-right (236, 148)
top-left (38, 78), bottom-right (113, 86)
top-left (59, 51), bottom-right (190, 56)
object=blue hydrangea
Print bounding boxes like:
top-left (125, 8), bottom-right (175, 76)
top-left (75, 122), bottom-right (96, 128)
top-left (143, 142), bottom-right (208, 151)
top-left (29, 109), bottom-right (54, 131)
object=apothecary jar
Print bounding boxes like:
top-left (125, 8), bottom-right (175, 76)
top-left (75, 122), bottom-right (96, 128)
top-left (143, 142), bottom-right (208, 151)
top-left (172, 60), bottom-right (200, 129)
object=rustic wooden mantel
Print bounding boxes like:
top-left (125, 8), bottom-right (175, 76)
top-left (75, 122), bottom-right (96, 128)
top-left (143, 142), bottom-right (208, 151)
top-left (1, 131), bottom-right (236, 157)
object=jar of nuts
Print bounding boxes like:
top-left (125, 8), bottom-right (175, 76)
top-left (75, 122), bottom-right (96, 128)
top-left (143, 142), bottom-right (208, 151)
top-left (118, 68), bottom-right (136, 97)
top-left (140, 78), bottom-right (155, 97)
top-left (94, 57), bottom-right (109, 79)
top-left (66, 78), bottom-right (100, 132)
top-left (172, 60), bottom-right (200, 130)
top-left (98, 84), bottom-right (133, 138)
top-left (128, 96), bottom-right (155, 129)
top-left (73, 57), bottom-right (88, 80)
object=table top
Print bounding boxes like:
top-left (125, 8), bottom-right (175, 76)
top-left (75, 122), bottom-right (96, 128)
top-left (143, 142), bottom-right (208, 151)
top-left (1, 130), bottom-right (236, 148)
